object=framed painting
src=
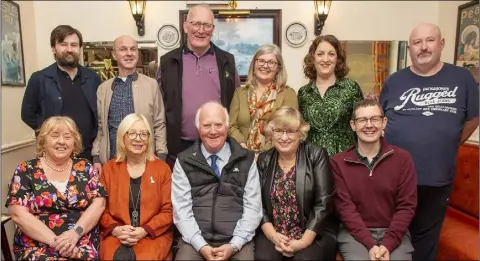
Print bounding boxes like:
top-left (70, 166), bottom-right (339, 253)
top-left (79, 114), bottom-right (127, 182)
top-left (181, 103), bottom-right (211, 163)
top-left (454, 0), bottom-right (479, 83)
top-left (1, 0), bottom-right (26, 86)
top-left (179, 9), bottom-right (281, 82)
top-left (396, 41), bottom-right (408, 71)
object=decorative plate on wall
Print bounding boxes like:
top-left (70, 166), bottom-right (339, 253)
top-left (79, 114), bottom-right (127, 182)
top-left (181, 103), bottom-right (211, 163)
top-left (157, 24), bottom-right (180, 49)
top-left (285, 22), bottom-right (308, 48)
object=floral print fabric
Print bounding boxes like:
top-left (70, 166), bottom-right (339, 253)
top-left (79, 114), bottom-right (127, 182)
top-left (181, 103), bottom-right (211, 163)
top-left (246, 84), bottom-right (277, 151)
top-left (298, 78), bottom-right (364, 156)
top-left (4, 158), bottom-right (106, 260)
top-left (270, 165), bottom-right (303, 240)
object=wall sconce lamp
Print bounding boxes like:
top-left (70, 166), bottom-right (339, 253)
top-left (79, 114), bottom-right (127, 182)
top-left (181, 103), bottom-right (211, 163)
top-left (129, 0), bottom-right (146, 36)
top-left (314, 0), bottom-right (332, 36)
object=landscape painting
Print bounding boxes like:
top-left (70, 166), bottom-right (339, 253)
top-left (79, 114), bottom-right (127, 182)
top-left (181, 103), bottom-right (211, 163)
top-left (179, 9), bottom-right (281, 82)
top-left (212, 18), bottom-right (273, 77)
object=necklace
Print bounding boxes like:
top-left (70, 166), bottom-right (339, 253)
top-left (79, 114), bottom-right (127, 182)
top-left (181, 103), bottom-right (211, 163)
top-left (129, 184), bottom-right (141, 227)
top-left (43, 157), bottom-right (71, 172)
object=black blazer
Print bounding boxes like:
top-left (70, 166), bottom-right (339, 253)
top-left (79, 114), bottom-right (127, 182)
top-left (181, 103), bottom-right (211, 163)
top-left (257, 141), bottom-right (338, 239)
top-left (20, 63), bottom-right (101, 132)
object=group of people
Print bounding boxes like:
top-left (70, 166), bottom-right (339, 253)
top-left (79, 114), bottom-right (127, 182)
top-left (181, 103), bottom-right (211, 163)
top-left (6, 3), bottom-right (478, 261)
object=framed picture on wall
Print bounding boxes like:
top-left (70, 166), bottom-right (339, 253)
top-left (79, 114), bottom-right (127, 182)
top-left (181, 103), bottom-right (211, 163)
top-left (1, 0), bottom-right (26, 87)
top-left (179, 9), bottom-right (281, 82)
top-left (454, 0), bottom-right (479, 83)
top-left (396, 41), bottom-right (408, 71)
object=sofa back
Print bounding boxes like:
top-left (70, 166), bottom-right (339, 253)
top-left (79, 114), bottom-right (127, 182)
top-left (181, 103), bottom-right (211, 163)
top-left (449, 143), bottom-right (479, 218)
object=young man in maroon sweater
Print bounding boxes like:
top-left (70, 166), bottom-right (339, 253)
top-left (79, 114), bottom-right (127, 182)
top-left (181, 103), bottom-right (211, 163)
top-left (331, 99), bottom-right (417, 260)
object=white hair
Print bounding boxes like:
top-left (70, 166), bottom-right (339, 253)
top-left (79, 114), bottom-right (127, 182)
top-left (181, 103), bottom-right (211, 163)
top-left (195, 101), bottom-right (230, 129)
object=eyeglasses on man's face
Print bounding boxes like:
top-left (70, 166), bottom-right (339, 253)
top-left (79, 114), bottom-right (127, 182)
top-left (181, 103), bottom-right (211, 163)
top-left (354, 116), bottom-right (384, 126)
top-left (188, 21), bottom-right (215, 31)
top-left (256, 58), bottom-right (278, 68)
top-left (126, 131), bottom-right (149, 141)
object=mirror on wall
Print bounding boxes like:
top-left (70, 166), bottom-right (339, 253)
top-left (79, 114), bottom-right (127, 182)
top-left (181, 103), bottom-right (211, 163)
top-left (342, 40), bottom-right (408, 95)
top-left (82, 41), bottom-right (158, 81)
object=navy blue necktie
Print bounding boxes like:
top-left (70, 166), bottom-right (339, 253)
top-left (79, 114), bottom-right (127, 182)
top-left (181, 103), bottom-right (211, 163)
top-left (209, 155), bottom-right (221, 178)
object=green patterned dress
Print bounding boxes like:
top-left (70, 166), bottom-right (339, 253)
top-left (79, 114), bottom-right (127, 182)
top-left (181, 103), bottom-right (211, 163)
top-left (298, 78), bottom-right (364, 156)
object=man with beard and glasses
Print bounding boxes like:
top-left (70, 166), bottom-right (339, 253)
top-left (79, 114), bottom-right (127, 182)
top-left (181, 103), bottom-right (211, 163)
top-left (92, 35), bottom-right (167, 174)
top-left (332, 99), bottom-right (417, 261)
top-left (379, 23), bottom-right (479, 261)
top-left (157, 4), bottom-right (242, 170)
top-left (21, 25), bottom-right (101, 161)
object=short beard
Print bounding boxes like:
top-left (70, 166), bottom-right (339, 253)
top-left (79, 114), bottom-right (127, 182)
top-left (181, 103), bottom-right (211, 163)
top-left (56, 55), bottom-right (79, 68)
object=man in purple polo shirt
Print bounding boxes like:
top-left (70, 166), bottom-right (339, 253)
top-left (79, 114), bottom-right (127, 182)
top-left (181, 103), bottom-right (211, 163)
top-left (157, 4), bottom-right (241, 169)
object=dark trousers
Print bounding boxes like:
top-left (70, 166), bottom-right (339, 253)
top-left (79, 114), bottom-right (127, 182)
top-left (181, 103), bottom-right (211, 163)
top-left (77, 147), bottom-right (92, 162)
top-left (169, 138), bottom-right (196, 259)
top-left (254, 231), bottom-right (337, 261)
top-left (167, 139), bottom-right (196, 171)
top-left (409, 185), bottom-right (452, 261)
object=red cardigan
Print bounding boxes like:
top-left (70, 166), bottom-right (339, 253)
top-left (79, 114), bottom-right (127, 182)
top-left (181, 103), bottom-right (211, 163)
top-left (330, 139), bottom-right (417, 252)
top-left (99, 158), bottom-right (173, 260)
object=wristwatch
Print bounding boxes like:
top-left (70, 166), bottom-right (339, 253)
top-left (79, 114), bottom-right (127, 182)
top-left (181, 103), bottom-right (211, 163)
top-left (229, 243), bottom-right (239, 254)
top-left (72, 225), bottom-right (84, 236)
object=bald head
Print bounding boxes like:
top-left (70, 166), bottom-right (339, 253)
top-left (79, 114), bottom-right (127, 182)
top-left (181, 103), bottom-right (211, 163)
top-left (112, 35), bottom-right (138, 72)
top-left (407, 23), bottom-right (444, 72)
top-left (187, 4), bottom-right (214, 22)
top-left (113, 35), bottom-right (137, 51)
top-left (409, 23), bottom-right (442, 43)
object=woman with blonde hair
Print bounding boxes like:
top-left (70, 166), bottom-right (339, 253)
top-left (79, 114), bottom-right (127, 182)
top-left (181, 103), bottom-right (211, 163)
top-left (229, 44), bottom-right (298, 153)
top-left (5, 116), bottom-right (106, 260)
top-left (255, 107), bottom-right (338, 260)
top-left (99, 113), bottom-right (173, 260)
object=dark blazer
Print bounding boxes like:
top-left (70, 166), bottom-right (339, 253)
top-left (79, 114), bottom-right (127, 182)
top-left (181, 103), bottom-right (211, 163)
top-left (257, 141), bottom-right (339, 239)
top-left (20, 63), bottom-right (101, 132)
top-left (158, 43), bottom-right (238, 157)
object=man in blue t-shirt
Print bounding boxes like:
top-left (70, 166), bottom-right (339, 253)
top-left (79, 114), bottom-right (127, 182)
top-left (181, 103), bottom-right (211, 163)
top-left (380, 23), bottom-right (479, 261)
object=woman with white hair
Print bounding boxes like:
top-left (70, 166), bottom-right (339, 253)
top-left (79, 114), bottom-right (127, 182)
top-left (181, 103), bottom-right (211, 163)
top-left (99, 113), bottom-right (173, 260)
top-left (228, 44), bottom-right (298, 153)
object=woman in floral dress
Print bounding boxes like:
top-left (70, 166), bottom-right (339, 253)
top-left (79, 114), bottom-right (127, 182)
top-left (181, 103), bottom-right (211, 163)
top-left (298, 35), bottom-right (364, 156)
top-left (255, 107), bottom-right (338, 260)
top-left (5, 116), bottom-right (106, 260)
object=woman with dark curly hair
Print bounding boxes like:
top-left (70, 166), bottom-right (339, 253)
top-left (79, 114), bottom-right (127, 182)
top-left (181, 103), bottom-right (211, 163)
top-left (297, 35), bottom-right (364, 156)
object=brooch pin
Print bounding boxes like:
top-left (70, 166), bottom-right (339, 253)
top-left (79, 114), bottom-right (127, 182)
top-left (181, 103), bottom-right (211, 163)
top-left (150, 176), bottom-right (155, 184)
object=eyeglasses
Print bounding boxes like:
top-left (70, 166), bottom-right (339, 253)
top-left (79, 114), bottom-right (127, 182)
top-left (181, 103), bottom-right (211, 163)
top-left (273, 129), bottom-right (299, 137)
top-left (126, 131), bottom-right (149, 141)
top-left (188, 21), bottom-right (215, 31)
top-left (256, 59), bottom-right (278, 68)
top-left (354, 116), bottom-right (384, 126)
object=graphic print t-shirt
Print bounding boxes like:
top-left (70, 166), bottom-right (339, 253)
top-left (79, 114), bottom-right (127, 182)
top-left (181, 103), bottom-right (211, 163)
top-left (380, 63), bottom-right (479, 186)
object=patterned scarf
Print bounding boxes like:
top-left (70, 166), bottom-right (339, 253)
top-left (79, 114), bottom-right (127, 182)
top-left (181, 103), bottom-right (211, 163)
top-left (246, 83), bottom-right (278, 151)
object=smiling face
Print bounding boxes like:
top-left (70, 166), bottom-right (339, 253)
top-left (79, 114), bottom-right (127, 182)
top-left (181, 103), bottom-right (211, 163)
top-left (198, 103), bottom-right (228, 154)
top-left (123, 120), bottom-right (150, 156)
top-left (184, 6), bottom-right (215, 53)
top-left (254, 52), bottom-right (279, 84)
top-left (408, 23), bottom-right (444, 69)
top-left (112, 35), bottom-right (138, 70)
top-left (350, 105), bottom-right (387, 144)
top-left (43, 124), bottom-right (75, 161)
top-left (313, 41), bottom-right (338, 78)
top-left (271, 125), bottom-right (301, 155)
top-left (52, 33), bottom-right (80, 68)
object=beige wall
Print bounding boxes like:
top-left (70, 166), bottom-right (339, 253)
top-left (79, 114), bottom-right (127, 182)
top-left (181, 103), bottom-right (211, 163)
top-left (32, 1), bottom-right (445, 91)
top-left (2, 2), bottom-right (38, 258)
top-left (2, 1), bottom-right (37, 146)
